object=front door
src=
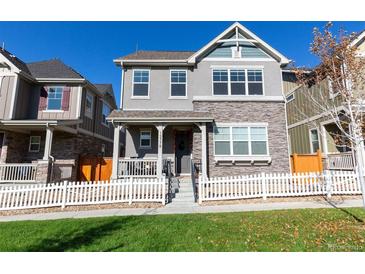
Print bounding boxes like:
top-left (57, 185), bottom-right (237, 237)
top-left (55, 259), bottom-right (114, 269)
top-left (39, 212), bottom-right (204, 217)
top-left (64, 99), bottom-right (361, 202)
top-left (175, 131), bottom-right (191, 175)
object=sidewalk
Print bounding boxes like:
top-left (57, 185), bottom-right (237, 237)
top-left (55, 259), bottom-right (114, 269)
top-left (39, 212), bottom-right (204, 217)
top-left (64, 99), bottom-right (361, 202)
top-left (0, 198), bottom-right (362, 222)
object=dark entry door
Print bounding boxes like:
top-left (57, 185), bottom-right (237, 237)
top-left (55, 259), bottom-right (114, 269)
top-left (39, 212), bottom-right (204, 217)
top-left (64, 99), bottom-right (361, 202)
top-left (0, 133), bottom-right (4, 158)
top-left (175, 131), bottom-right (191, 174)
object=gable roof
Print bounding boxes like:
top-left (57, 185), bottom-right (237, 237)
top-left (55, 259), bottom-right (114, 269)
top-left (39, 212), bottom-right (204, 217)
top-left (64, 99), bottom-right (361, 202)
top-left (27, 59), bottom-right (85, 79)
top-left (0, 48), bottom-right (31, 74)
top-left (187, 22), bottom-right (290, 65)
top-left (119, 50), bottom-right (194, 61)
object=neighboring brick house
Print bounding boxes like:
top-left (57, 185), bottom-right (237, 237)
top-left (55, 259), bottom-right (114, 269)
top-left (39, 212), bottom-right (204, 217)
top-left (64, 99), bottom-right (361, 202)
top-left (0, 48), bottom-right (117, 182)
top-left (108, 22), bottom-right (291, 179)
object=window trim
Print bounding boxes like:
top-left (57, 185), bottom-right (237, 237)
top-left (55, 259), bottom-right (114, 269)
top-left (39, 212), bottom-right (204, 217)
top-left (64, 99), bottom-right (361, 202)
top-left (132, 69), bottom-right (150, 99)
top-left (139, 129), bottom-right (152, 149)
top-left (213, 123), bottom-right (269, 157)
top-left (46, 86), bottom-right (64, 111)
top-left (101, 100), bottom-right (111, 127)
top-left (286, 92), bottom-right (295, 103)
top-left (28, 136), bottom-right (41, 152)
top-left (309, 127), bottom-right (321, 154)
top-left (85, 91), bottom-right (94, 119)
top-left (211, 68), bottom-right (265, 96)
top-left (169, 69), bottom-right (188, 99)
top-left (328, 78), bottom-right (340, 99)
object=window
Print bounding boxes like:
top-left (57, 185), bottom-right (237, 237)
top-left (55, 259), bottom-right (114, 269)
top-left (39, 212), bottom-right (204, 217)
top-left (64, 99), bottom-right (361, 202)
top-left (230, 70), bottom-right (246, 95)
top-left (286, 93), bottom-right (295, 102)
top-left (102, 102), bottom-right (110, 126)
top-left (47, 87), bottom-right (63, 110)
top-left (29, 136), bottom-right (41, 152)
top-left (133, 70), bottom-right (149, 97)
top-left (247, 70), bottom-right (263, 95)
top-left (310, 128), bottom-right (320, 153)
top-left (212, 69), bottom-right (264, 96)
top-left (85, 92), bottom-right (94, 118)
top-left (213, 70), bottom-right (228, 95)
top-left (170, 70), bottom-right (187, 97)
top-left (140, 130), bottom-right (151, 148)
top-left (214, 125), bottom-right (268, 156)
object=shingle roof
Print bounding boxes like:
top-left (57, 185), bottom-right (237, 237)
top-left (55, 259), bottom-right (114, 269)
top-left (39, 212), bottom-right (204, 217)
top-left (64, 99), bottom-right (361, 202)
top-left (26, 59), bottom-right (84, 79)
top-left (108, 110), bottom-right (213, 121)
top-left (94, 84), bottom-right (113, 94)
top-left (119, 50), bottom-right (195, 60)
top-left (0, 48), bottom-right (31, 74)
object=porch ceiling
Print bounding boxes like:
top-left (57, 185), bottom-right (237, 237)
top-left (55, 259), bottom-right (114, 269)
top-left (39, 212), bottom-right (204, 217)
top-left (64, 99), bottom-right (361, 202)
top-left (107, 110), bottom-right (214, 124)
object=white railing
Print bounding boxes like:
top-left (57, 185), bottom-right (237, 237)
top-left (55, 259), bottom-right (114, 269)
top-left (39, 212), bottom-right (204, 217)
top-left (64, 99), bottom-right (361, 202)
top-left (0, 178), bottom-right (166, 211)
top-left (0, 164), bottom-right (38, 183)
top-left (118, 158), bottom-right (158, 178)
top-left (198, 171), bottom-right (361, 203)
top-left (327, 153), bottom-right (354, 170)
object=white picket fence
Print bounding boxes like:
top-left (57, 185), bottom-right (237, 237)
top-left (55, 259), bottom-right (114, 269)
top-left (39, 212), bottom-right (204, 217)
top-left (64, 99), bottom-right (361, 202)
top-left (198, 171), bottom-right (362, 203)
top-left (0, 164), bottom-right (38, 183)
top-left (0, 178), bottom-right (166, 211)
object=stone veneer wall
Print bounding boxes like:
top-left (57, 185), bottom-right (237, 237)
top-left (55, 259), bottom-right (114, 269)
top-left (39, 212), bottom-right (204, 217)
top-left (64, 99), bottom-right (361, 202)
top-left (193, 101), bottom-right (290, 177)
top-left (1, 130), bottom-right (113, 182)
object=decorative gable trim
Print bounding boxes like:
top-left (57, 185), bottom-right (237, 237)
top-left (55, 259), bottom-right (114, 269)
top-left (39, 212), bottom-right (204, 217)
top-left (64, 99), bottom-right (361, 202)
top-left (187, 22), bottom-right (290, 65)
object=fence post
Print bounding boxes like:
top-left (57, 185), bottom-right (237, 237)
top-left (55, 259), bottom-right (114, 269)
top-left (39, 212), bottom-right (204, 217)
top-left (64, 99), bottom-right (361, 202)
top-left (324, 170), bottom-right (332, 198)
top-left (129, 177), bottom-right (133, 205)
top-left (61, 180), bottom-right (68, 209)
top-left (198, 177), bottom-right (202, 204)
top-left (261, 172), bottom-right (267, 200)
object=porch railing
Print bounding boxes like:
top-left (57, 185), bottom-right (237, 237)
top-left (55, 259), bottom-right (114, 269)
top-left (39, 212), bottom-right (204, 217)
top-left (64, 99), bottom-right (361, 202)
top-left (0, 164), bottom-right (38, 183)
top-left (327, 152), bottom-right (354, 170)
top-left (118, 158), bottom-right (158, 178)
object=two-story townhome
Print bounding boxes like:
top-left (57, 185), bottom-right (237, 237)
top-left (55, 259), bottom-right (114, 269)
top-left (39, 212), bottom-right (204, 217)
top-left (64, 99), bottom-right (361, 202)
top-left (284, 29), bottom-right (365, 171)
top-left (108, 22), bottom-right (291, 179)
top-left (0, 48), bottom-right (117, 183)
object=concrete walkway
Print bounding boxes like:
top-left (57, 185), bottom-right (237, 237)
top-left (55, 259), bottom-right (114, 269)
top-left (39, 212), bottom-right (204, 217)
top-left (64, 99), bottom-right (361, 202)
top-left (0, 198), bottom-right (362, 222)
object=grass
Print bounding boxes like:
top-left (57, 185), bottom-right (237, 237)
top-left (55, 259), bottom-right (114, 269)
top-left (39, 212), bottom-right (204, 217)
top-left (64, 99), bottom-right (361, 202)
top-left (0, 207), bottom-right (365, 251)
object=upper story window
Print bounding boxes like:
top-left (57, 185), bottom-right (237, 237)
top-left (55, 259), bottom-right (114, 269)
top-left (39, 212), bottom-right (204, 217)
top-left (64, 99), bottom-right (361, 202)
top-left (85, 91), bottom-right (94, 118)
top-left (286, 93), bottom-right (295, 102)
top-left (212, 69), bottom-right (264, 96)
top-left (170, 70), bottom-right (187, 97)
top-left (310, 128), bottom-right (320, 153)
top-left (29, 136), bottom-right (41, 152)
top-left (214, 125), bottom-right (268, 156)
top-left (47, 87), bottom-right (63, 110)
top-left (102, 102), bottom-right (110, 126)
top-left (133, 70), bottom-right (150, 97)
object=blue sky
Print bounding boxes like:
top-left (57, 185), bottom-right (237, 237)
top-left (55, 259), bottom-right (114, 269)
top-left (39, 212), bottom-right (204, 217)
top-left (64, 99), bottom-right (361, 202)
top-left (1, 21), bottom-right (364, 106)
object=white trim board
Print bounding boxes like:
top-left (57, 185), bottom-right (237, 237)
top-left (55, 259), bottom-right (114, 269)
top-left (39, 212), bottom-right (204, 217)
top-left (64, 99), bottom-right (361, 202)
top-left (193, 95), bottom-right (284, 102)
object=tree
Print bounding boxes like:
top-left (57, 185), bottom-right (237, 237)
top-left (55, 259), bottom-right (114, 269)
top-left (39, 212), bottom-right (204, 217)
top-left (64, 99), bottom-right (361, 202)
top-left (294, 22), bottom-right (365, 207)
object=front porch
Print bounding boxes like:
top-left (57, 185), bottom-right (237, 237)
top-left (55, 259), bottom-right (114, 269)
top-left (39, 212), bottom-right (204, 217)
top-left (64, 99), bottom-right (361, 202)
top-left (108, 111), bottom-right (214, 180)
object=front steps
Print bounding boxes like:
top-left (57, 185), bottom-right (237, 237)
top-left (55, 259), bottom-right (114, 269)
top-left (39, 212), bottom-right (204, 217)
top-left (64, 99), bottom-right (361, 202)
top-left (167, 177), bottom-right (197, 207)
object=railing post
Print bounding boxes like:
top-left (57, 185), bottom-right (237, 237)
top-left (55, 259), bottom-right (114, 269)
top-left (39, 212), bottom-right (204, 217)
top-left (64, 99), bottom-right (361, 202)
top-left (324, 170), bottom-right (332, 198)
top-left (61, 180), bottom-right (68, 209)
top-left (262, 172), bottom-right (267, 200)
top-left (162, 178), bottom-right (166, 205)
top-left (129, 177), bottom-right (133, 205)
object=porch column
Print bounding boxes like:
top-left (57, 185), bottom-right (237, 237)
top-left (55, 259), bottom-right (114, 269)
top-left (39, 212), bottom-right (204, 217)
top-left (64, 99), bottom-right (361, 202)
top-left (111, 124), bottom-right (122, 179)
top-left (43, 126), bottom-right (54, 160)
top-left (200, 122), bottom-right (208, 178)
top-left (156, 124), bottom-right (166, 178)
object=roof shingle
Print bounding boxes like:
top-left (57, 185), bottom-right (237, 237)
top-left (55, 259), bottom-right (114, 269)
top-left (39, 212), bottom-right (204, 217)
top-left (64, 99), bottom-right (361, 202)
top-left (118, 50), bottom-right (195, 61)
top-left (27, 59), bottom-right (84, 79)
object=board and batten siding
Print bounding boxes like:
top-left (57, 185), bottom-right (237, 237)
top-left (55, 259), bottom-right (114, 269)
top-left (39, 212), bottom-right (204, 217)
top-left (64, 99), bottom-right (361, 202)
top-left (13, 79), bottom-right (38, 120)
top-left (37, 85), bottom-right (79, 120)
top-left (0, 76), bottom-right (15, 119)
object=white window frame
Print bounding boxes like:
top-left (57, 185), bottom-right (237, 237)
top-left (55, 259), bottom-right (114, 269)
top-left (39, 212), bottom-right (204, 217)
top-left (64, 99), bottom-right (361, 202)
top-left (212, 68), bottom-right (265, 96)
top-left (139, 129), bottom-right (152, 149)
top-left (46, 86), bottom-right (64, 111)
top-left (101, 101), bottom-right (110, 127)
top-left (169, 69), bottom-right (188, 99)
top-left (28, 136), bottom-right (41, 152)
top-left (328, 78), bottom-right (340, 99)
top-left (85, 91), bottom-right (94, 118)
top-left (286, 92), bottom-right (295, 102)
top-left (213, 123), bottom-right (269, 157)
top-left (309, 127), bottom-right (321, 153)
top-left (132, 69), bottom-right (150, 99)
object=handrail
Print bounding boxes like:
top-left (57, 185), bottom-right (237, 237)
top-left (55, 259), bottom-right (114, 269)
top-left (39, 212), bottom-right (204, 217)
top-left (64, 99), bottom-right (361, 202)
top-left (190, 156), bottom-right (199, 202)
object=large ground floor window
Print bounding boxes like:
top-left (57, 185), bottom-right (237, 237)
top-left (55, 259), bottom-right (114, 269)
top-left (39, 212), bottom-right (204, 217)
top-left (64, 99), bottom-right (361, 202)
top-left (214, 124), bottom-right (269, 156)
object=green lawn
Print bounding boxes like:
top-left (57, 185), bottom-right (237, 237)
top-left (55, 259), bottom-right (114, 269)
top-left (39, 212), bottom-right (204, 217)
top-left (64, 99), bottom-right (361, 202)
top-left (0, 208), bottom-right (364, 251)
